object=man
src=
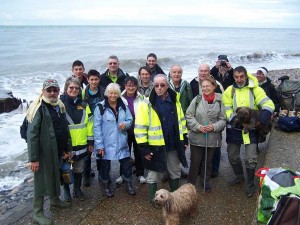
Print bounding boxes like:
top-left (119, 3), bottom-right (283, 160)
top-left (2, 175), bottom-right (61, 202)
top-left (190, 63), bottom-right (224, 98)
top-left (255, 67), bottom-right (280, 114)
top-left (27, 79), bottom-right (70, 225)
top-left (134, 74), bottom-right (188, 205)
top-left (222, 66), bottom-right (274, 197)
top-left (190, 63), bottom-right (224, 178)
top-left (210, 55), bottom-right (235, 90)
top-left (100, 55), bottom-right (129, 91)
top-left (146, 53), bottom-right (166, 81)
top-left (82, 69), bottom-right (105, 186)
top-left (72, 60), bottom-right (88, 88)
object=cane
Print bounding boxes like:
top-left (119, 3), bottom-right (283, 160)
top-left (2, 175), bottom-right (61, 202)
top-left (203, 125), bottom-right (208, 193)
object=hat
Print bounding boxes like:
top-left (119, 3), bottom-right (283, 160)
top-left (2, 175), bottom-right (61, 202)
top-left (218, 55), bottom-right (229, 62)
top-left (43, 79), bottom-right (59, 89)
top-left (257, 67), bottom-right (269, 78)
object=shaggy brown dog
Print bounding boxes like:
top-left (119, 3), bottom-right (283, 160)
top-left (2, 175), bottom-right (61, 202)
top-left (154, 183), bottom-right (198, 225)
top-left (232, 106), bottom-right (272, 142)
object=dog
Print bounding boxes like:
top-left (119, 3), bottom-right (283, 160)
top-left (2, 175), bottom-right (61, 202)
top-left (232, 106), bottom-right (272, 142)
top-left (153, 183), bottom-right (198, 225)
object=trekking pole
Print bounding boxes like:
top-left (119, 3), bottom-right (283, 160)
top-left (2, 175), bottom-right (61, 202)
top-left (203, 124), bottom-right (208, 193)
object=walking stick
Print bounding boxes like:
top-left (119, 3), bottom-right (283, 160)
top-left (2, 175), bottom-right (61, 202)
top-left (203, 126), bottom-right (208, 193)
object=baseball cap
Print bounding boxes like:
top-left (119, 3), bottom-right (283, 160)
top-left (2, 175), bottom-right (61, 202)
top-left (218, 55), bottom-right (229, 62)
top-left (43, 79), bottom-right (59, 89)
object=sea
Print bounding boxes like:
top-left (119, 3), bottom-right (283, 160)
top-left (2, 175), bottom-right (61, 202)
top-left (0, 25), bottom-right (300, 192)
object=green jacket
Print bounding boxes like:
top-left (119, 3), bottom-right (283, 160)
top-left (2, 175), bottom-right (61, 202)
top-left (27, 104), bottom-right (67, 197)
top-left (169, 79), bottom-right (193, 114)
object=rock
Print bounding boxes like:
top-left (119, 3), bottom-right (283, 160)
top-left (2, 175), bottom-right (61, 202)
top-left (0, 90), bottom-right (21, 113)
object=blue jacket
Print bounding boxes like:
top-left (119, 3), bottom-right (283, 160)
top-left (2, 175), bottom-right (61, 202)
top-left (93, 98), bottom-right (133, 160)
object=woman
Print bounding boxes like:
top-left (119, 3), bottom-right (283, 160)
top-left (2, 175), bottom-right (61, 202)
top-left (186, 77), bottom-right (226, 191)
top-left (93, 83), bottom-right (135, 197)
top-left (137, 66), bottom-right (154, 97)
top-left (60, 77), bottom-right (94, 201)
top-left (168, 65), bottom-right (193, 114)
top-left (121, 76), bottom-right (146, 184)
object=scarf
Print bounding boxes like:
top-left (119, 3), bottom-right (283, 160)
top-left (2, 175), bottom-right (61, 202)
top-left (26, 93), bottom-right (66, 122)
top-left (203, 93), bottom-right (216, 104)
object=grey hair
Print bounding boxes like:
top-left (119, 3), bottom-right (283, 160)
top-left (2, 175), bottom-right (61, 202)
top-left (198, 63), bottom-right (211, 72)
top-left (64, 77), bottom-right (80, 92)
top-left (153, 74), bottom-right (168, 83)
top-left (104, 83), bottom-right (121, 97)
top-left (170, 65), bottom-right (183, 73)
top-left (108, 55), bottom-right (119, 62)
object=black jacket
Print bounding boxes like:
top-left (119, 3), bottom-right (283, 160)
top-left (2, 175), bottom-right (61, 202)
top-left (211, 66), bottom-right (234, 90)
top-left (147, 64), bottom-right (166, 81)
top-left (260, 78), bottom-right (280, 113)
top-left (100, 68), bottom-right (128, 91)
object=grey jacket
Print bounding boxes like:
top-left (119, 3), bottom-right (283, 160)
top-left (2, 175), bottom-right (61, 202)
top-left (185, 93), bottom-right (226, 147)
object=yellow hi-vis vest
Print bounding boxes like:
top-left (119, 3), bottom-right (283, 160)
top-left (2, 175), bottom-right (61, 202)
top-left (66, 105), bottom-right (93, 148)
top-left (134, 98), bottom-right (187, 145)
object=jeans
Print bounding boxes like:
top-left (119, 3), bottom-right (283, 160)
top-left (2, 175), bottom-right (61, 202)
top-left (212, 147), bottom-right (221, 173)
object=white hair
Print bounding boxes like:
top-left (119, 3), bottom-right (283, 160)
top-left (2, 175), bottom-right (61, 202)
top-left (104, 83), bottom-right (121, 97)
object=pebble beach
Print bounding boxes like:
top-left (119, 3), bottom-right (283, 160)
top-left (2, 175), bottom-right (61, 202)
top-left (0, 68), bottom-right (299, 224)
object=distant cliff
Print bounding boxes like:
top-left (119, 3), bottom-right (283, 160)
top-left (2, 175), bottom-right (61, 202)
top-left (0, 90), bottom-right (22, 113)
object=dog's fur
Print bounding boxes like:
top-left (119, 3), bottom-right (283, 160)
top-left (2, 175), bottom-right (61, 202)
top-left (153, 183), bottom-right (198, 225)
top-left (232, 106), bottom-right (272, 142)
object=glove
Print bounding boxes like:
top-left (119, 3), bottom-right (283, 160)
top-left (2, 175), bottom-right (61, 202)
top-left (259, 109), bottom-right (272, 125)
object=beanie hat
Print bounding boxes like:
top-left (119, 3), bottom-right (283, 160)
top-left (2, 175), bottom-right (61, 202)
top-left (257, 67), bottom-right (269, 78)
top-left (218, 55), bottom-right (229, 62)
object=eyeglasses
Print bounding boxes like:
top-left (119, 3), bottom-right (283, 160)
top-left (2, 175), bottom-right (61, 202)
top-left (68, 86), bottom-right (80, 91)
top-left (108, 62), bottom-right (118, 65)
top-left (154, 83), bottom-right (166, 88)
top-left (46, 88), bottom-right (59, 93)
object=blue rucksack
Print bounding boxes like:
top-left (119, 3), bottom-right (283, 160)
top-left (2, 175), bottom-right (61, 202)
top-left (276, 116), bottom-right (300, 132)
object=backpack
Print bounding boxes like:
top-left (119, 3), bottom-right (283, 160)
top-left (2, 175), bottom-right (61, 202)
top-left (20, 117), bottom-right (29, 142)
top-left (277, 76), bottom-right (300, 111)
top-left (276, 116), bottom-right (300, 132)
top-left (268, 195), bottom-right (300, 225)
top-left (97, 103), bottom-right (105, 116)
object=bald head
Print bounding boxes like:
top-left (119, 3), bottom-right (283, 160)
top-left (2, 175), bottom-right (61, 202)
top-left (198, 63), bottom-right (211, 82)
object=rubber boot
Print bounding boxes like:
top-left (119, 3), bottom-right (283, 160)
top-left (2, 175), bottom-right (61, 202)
top-left (148, 183), bottom-right (157, 205)
top-left (228, 164), bottom-right (245, 185)
top-left (50, 196), bottom-right (70, 208)
top-left (63, 184), bottom-right (72, 202)
top-left (73, 173), bottom-right (86, 201)
top-left (102, 182), bottom-right (114, 197)
top-left (169, 178), bottom-right (179, 192)
top-left (246, 168), bottom-right (255, 197)
top-left (32, 196), bottom-right (52, 225)
top-left (125, 181), bottom-right (136, 195)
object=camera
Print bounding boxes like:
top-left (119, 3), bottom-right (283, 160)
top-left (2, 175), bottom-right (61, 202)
top-left (220, 60), bottom-right (227, 67)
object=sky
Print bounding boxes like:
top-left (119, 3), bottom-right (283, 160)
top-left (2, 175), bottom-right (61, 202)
top-left (1, 0), bottom-right (299, 28)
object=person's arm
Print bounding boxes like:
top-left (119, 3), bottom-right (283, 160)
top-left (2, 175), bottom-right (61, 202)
top-left (93, 105), bottom-right (105, 155)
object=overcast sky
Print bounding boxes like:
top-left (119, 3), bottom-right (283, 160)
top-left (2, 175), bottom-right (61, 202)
top-left (1, 0), bottom-right (299, 28)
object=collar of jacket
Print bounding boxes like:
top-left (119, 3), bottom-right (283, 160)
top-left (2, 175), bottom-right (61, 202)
top-left (149, 87), bottom-right (177, 106)
top-left (104, 68), bottom-right (126, 79)
top-left (104, 96), bottom-right (126, 112)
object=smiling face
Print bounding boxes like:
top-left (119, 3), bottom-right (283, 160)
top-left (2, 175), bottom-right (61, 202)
top-left (72, 65), bottom-right (85, 79)
top-left (256, 70), bottom-right (266, 83)
top-left (234, 71), bottom-right (247, 87)
top-left (107, 58), bottom-right (119, 74)
top-left (42, 87), bottom-right (60, 103)
top-left (170, 65), bottom-right (182, 83)
top-left (66, 82), bottom-right (80, 98)
top-left (201, 80), bottom-right (215, 96)
top-left (125, 81), bottom-right (137, 97)
top-left (107, 90), bottom-right (119, 104)
top-left (147, 56), bottom-right (156, 69)
top-left (198, 64), bottom-right (210, 82)
top-left (139, 68), bottom-right (151, 84)
top-left (88, 75), bottom-right (100, 89)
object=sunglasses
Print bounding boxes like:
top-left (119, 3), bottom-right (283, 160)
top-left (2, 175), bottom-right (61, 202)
top-left (154, 83), bottom-right (166, 88)
top-left (46, 88), bottom-right (59, 93)
top-left (68, 86), bottom-right (80, 90)
top-left (108, 62), bottom-right (118, 65)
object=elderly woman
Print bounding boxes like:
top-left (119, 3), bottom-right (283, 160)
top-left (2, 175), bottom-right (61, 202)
top-left (137, 66), bottom-right (154, 97)
top-left (120, 76), bottom-right (146, 184)
top-left (60, 77), bottom-right (93, 201)
top-left (94, 83), bottom-right (135, 197)
top-left (186, 77), bottom-right (226, 191)
top-left (168, 65), bottom-right (193, 114)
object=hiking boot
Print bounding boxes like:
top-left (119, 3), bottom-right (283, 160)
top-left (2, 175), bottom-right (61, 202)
top-left (73, 173), bottom-right (86, 201)
top-left (125, 181), bottom-right (136, 195)
top-left (138, 176), bottom-right (147, 184)
top-left (211, 171), bottom-right (219, 178)
top-left (83, 174), bottom-right (91, 187)
top-left (103, 183), bottom-right (114, 197)
top-left (50, 196), bottom-right (70, 208)
top-left (116, 176), bottom-right (123, 184)
top-left (246, 168), bottom-right (255, 197)
top-left (228, 176), bottom-right (245, 186)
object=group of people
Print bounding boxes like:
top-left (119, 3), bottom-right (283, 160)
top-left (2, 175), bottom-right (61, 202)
top-left (26, 53), bottom-right (278, 225)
